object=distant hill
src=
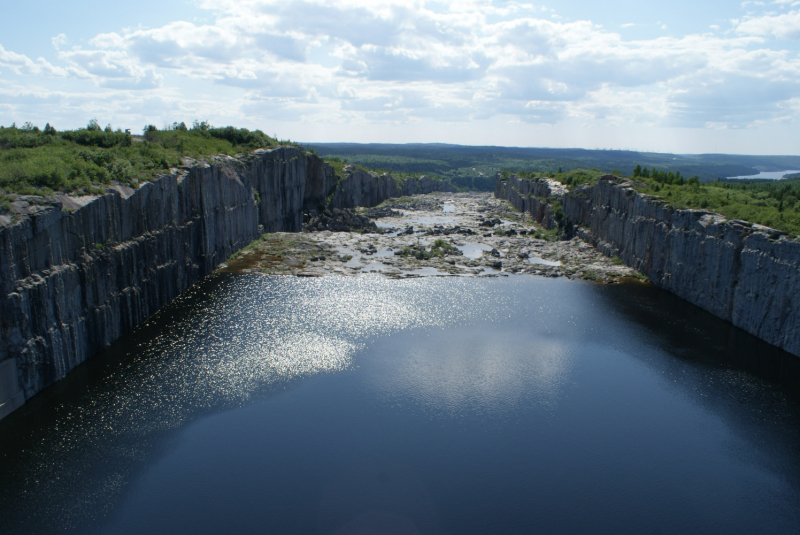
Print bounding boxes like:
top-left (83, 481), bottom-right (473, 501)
top-left (305, 143), bottom-right (800, 191)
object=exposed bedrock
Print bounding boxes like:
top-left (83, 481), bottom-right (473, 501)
top-left (0, 149), bottom-right (455, 418)
top-left (496, 173), bottom-right (800, 358)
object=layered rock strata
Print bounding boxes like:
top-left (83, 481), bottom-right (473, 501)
top-left (496, 174), bottom-right (800, 358)
top-left (0, 148), bottom-right (455, 418)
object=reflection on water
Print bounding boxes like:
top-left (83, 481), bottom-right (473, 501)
top-left (367, 331), bottom-right (573, 414)
top-left (0, 276), bottom-right (799, 535)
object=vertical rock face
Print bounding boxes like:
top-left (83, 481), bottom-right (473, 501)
top-left (0, 149), bottom-right (455, 418)
top-left (496, 173), bottom-right (800, 358)
top-left (495, 175), bottom-right (559, 229)
top-left (328, 171), bottom-right (456, 209)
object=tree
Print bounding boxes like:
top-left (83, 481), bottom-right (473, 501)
top-left (43, 123), bottom-right (57, 135)
top-left (87, 119), bottom-right (101, 131)
top-left (192, 119), bottom-right (210, 131)
top-left (633, 164), bottom-right (642, 177)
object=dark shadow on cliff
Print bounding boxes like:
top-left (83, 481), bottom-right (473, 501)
top-left (589, 279), bottom-right (800, 388)
top-left (585, 279), bottom-right (800, 488)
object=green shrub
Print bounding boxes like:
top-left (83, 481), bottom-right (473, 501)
top-left (433, 239), bottom-right (455, 250)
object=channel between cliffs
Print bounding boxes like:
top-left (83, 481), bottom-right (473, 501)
top-left (0, 147), bottom-right (455, 420)
top-left (496, 173), bottom-right (800, 359)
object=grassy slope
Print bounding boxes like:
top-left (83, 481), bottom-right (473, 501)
top-left (629, 177), bottom-right (800, 237)
top-left (0, 125), bottom-right (282, 197)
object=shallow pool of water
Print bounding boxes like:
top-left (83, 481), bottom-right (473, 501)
top-left (1, 275), bottom-right (799, 535)
top-left (529, 256), bottom-right (562, 267)
top-left (457, 242), bottom-right (492, 260)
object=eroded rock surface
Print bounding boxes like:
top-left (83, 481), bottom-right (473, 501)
top-left (222, 192), bottom-right (637, 282)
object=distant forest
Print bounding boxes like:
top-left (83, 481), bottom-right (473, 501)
top-left (306, 143), bottom-right (800, 191)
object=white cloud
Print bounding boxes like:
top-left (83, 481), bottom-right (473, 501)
top-left (0, 44), bottom-right (68, 77)
top-left (1, 0), bottom-right (800, 143)
top-left (57, 49), bottom-right (163, 89)
top-left (736, 9), bottom-right (800, 39)
top-left (51, 34), bottom-right (68, 51)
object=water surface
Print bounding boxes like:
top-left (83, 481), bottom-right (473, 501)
top-left (726, 170), bottom-right (800, 180)
top-left (1, 275), bottom-right (798, 535)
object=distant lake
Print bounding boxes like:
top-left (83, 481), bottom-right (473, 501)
top-left (727, 170), bottom-right (800, 180)
top-left (1, 274), bottom-right (799, 535)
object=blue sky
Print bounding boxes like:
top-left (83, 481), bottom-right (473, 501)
top-left (1, 0), bottom-right (799, 154)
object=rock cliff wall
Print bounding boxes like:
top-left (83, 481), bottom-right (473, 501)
top-left (496, 173), bottom-right (800, 358)
top-left (495, 174), bottom-right (559, 230)
top-left (329, 170), bottom-right (455, 209)
top-left (0, 149), bottom-right (455, 419)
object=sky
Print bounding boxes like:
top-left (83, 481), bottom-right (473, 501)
top-left (1, 0), bottom-right (799, 154)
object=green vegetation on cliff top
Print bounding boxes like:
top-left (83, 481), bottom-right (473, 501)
top-left (631, 174), bottom-right (800, 237)
top-left (0, 120), bottom-right (286, 196)
top-left (503, 166), bottom-right (800, 237)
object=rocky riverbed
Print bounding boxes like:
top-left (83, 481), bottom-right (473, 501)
top-left (220, 192), bottom-right (640, 281)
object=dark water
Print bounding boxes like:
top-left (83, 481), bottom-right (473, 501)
top-left (1, 275), bottom-right (799, 535)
